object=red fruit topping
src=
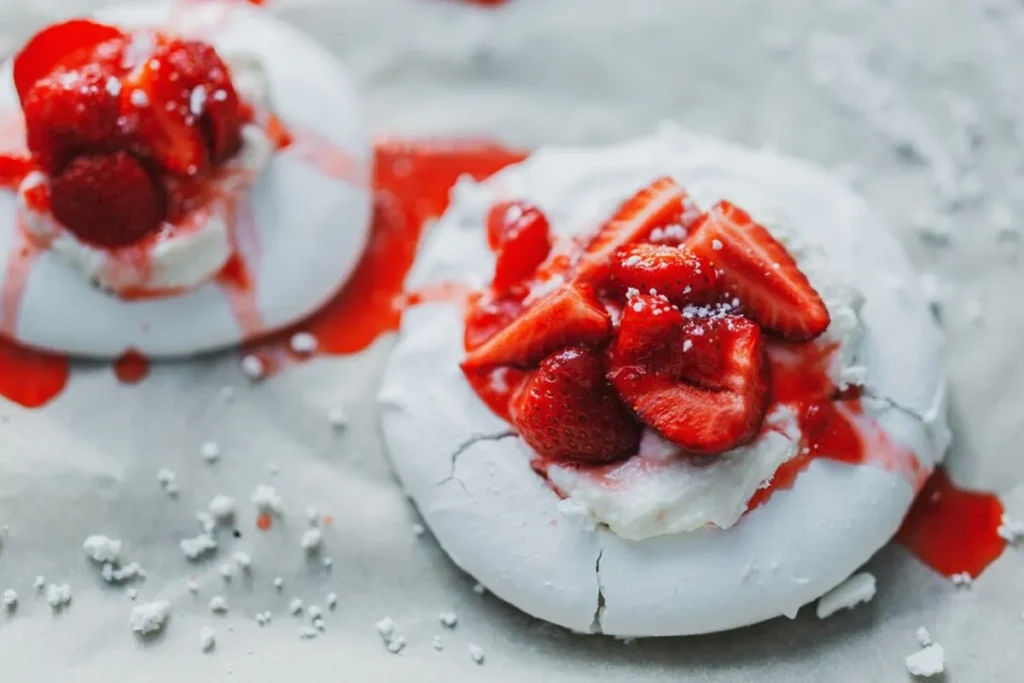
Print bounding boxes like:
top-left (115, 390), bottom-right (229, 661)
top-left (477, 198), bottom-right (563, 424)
top-left (13, 20), bottom-right (124, 104)
top-left (464, 291), bottom-right (527, 352)
top-left (50, 151), bottom-right (164, 248)
top-left (487, 202), bottom-right (552, 292)
top-left (0, 155), bottom-right (34, 190)
top-left (609, 308), bottom-right (769, 454)
top-left (462, 285), bottom-right (610, 371)
top-left (688, 201), bottom-right (830, 342)
top-left (121, 39), bottom-right (242, 175)
top-left (512, 346), bottom-right (640, 463)
top-left (574, 177), bottom-right (687, 285)
top-left (611, 243), bottom-right (718, 303)
top-left (613, 293), bottom-right (683, 362)
top-left (22, 64), bottom-right (124, 174)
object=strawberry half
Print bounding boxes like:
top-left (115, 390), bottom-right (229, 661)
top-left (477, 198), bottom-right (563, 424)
top-left (573, 177), bottom-right (688, 285)
top-left (50, 151), bottom-right (164, 248)
top-left (512, 346), bottom-right (640, 463)
top-left (609, 305), bottom-right (770, 454)
top-left (611, 243), bottom-right (718, 303)
top-left (688, 201), bottom-right (830, 342)
top-left (13, 20), bottom-right (124, 105)
top-left (461, 284), bottom-right (610, 371)
top-left (486, 201), bottom-right (552, 292)
top-left (120, 39), bottom-right (242, 175)
top-left (22, 63), bottom-right (124, 174)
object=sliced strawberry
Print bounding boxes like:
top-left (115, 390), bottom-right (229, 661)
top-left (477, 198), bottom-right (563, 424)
top-left (50, 151), bottom-right (164, 248)
top-left (688, 201), bottom-right (830, 341)
top-left (461, 285), bottom-right (610, 371)
top-left (13, 20), bottom-right (124, 104)
top-left (488, 202), bottom-right (552, 292)
top-left (464, 291), bottom-right (527, 352)
top-left (614, 293), bottom-right (683, 362)
top-left (609, 313), bottom-right (769, 454)
top-left (120, 39), bottom-right (242, 175)
top-left (573, 177), bottom-right (687, 285)
top-left (22, 64), bottom-right (124, 174)
top-left (611, 243), bottom-right (717, 303)
top-left (512, 346), bottom-right (640, 463)
top-left (0, 155), bottom-right (34, 190)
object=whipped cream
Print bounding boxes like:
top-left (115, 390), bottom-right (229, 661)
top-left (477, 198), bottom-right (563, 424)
top-left (16, 56), bottom-right (273, 296)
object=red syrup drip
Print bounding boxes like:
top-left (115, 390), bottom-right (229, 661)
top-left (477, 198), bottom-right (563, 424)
top-left (113, 348), bottom-right (150, 384)
top-left (896, 468), bottom-right (1007, 579)
top-left (240, 137), bottom-right (527, 373)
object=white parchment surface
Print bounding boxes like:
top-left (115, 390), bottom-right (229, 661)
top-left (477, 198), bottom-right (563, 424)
top-left (0, 0), bottom-right (1021, 680)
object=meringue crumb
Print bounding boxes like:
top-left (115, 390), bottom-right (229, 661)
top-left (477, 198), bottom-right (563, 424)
top-left (200, 626), bottom-right (216, 652)
top-left (196, 511), bottom-right (215, 534)
top-left (289, 598), bottom-right (304, 616)
top-left (208, 495), bottom-right (235, 521)
top-left (439, 611), bottom-right (458, 628)
top-left (209, 596), bottom-right (228, 614)
top-left (187, 578), bottom-right (200, 594)
top-left (915, 626), bottom-right (933, 647)
top-left (289, 332), bottom-right (318, 355)
top-left (200, 441), bottom-right (221, 464)
top-left (322, 557), bottom-right (334, 570)
top-left (83, 535), bottom-right (123, 564)
top-left (314, 617), bottom-right (325, 632)
top-left (156, 468), bottom-right (176, 488)
top-left (326, 592), bottom-right (338, 609)
top-left (33, 576), bottom-right (45, 592)
top-left (469, 643), bottom-right (485, 664)
top-left (300, 528), bottom-right (323, 552)
top-left (233, 551), bottom-right (252, 571)
top-left (180, 533), bottom-right (217, 560)
top-left (375, 616), bottom-right (395, 639)
top-left (815, 572), bottom-right (876, 619)
top-left (386, 636), bottom-right (406, 654)
top-left (711, 239), bottom-right (723, 251)
top-left (273, 577), bottom-right (284, 590)
top-left (997, 513), bottom-right (1024, 543)
top-left (433, 636), bottom-right (444, 651)
top-left (46, 584), bottom-right (72, 609)
top-left (3, 589), bottom-right (17, 609)
top-left (299, 626), bottom-right (318, 640)
top-left (219, 563), bottom-right (233, 581)
top-left (241, 354), bottom-right (266, 380)
top-left (472, 583), bottom-right (486, 595)
top-left (307, 605), bottom-right (323, 621)
top-left (412, 523), bottom-right (426, 537)
top-left (906, 643), bottom-right (945, 677)
top-left (951, 571), bottom-right (973, 587)
top-left (129, 601), bottom-right (170, 635)
top-left (189, 86), bottom-right (207, 117)
top-left (127, 588), bottom-right (138, 601)
top-left (251, 485), bottom-right (283, 515)
top-left (105, 77), bottom-right (121, 96)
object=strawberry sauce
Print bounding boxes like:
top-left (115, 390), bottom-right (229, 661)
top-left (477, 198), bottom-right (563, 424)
top-left (239, 138), bottom-right (526, 373)
top-left (896, 468), bottom-right (1007, 579)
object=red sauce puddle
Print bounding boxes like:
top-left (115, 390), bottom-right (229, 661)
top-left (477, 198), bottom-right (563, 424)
top-left (896, 468), bottom-right (1007, 578)
top-left (113, 348), bottom-right (150, 384)
top-left (240, 137), bottom-right (526, 373)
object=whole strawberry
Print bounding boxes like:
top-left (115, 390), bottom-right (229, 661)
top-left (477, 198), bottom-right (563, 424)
top-left (512, 346), bottom-right (640, 463)
top-left (50, 151), bottom-right (164, 248)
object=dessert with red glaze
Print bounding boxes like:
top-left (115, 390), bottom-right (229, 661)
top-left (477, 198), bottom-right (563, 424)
top-left (6, 18), bottom-right (272, 297)
top-left (0, 3), bottom-right (371, 357)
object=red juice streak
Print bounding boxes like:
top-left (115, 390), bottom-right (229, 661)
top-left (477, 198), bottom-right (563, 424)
top-left (896, 468), bottom-right (1006, 579)
top-left (113, 348), bottom-right (150, 384)
top-left (242, 137), bottom-right (526, 373)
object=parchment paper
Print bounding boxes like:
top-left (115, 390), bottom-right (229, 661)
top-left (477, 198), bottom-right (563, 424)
top-left (0, 0), bottom-right (1021, 680)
